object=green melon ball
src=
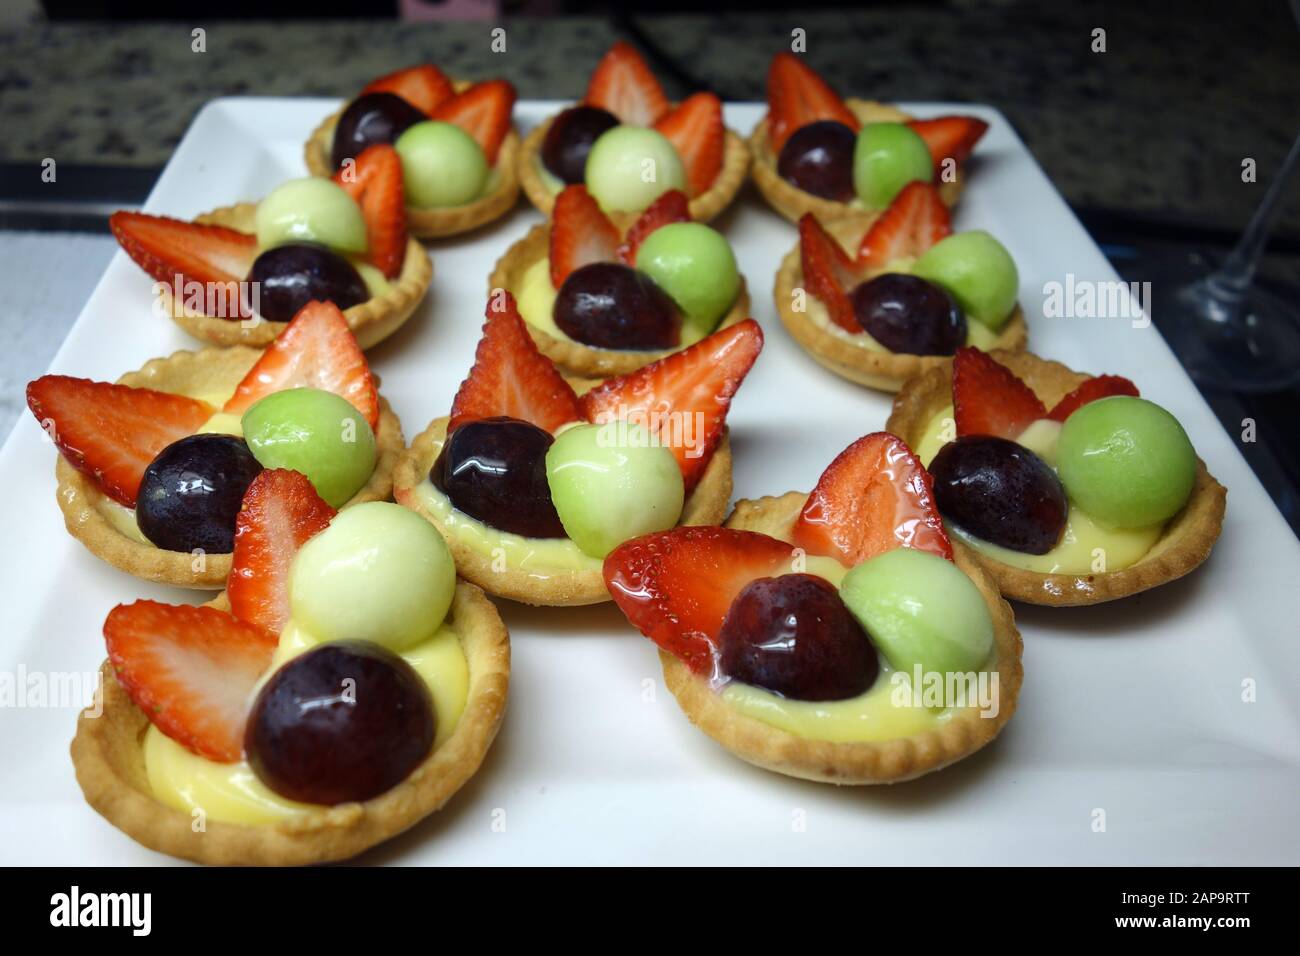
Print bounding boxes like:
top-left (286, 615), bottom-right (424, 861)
top-left (1056, 396), bottom-right (1196, 528)
top-left (635, 222), bottom-right (739, 343)
top-left (585, 126), bottom-right (687, 214)
top-left (242, 388), bottom-right (376, 508)
top-left (395, 120), bottom-right (489, 208)
top-left (852, 122), bottom-right (934, 209)
top-left (289, 502), bottom-right (455, 653)
top-left (912, 230), bottom-right (1019, 330)
top-left (545, 422), bottom-right (684, 558)
top-left (255, 178), bottom-right (368, 254)
top-left (839, 548), bottom-right (993, 677)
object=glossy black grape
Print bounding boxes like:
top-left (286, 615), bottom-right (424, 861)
top-left (719, 574), bottom-right (878, 701)
top-left (331, 92), bottom-right (426, 169)
top-left (136, 434), bottom-right (263, 553)
top-left (929, 435), bottom-right (1068, 554)
top-left (245, 243), bottom-right (369, 324)
top-left (541, 105), bottom-right (620, 184)
top-left (554, 262), bottom-right (681, 350)
top-left (432, 416), bottom-right (567, 538)
top-left (777, 120), bottom-right (856, 201)
top-left (851, 273), bottom-right (967, 356)
top-left (246, 640), bottom-right (435, 805)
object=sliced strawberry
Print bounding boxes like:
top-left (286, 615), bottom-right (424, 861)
top-left (856, 181), bottom-right (951, 268)
top-left (333, 144), bottom-right (406, 279)
top-left (1046, 375), bottom-right (1140, 422)
top-left (449, 292), bottom-right (583, 433)
top-left (222, 301), bottom-right (379, 431)
top-left (617, 189), bottom-right (691, 265)
top-left (952, 347), bottom-right (1047, 440)
top-left (584, 41), bottom-right (670, 127)
top-left (792, 432), bottom-right (952, 567)
top-left (104, 600), bottom-right (276, 762)
top-left (361, 64), bottom-right (454, 116)
top-left (653, 92), bottom-right (724, 197)
top-left (906, 116), bottom-right (989, 174)
top-left (431, 79), bottom-right (516, 165)
top-left (549, 185), bottom-right (620, 288)
top-left (229, 470), bottom-right (336, 639)
top-left (580, 319), bottom-right (763, 491)
top-left (110, 212), bottom-right (257, 316)
top-left (26, 376), bottom-right (212, 507)
top-left (604, 527), bottom-right (802, 675)
top-left (766, 52), bottom-right (859, 154)
top-left (799, 213), bottom-right (860, 333)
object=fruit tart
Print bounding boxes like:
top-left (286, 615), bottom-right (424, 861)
top-left (490, 185), bottom-right (750, 377)
top-left (604, 432), bottom-right (1022, 784)
top-left (517, 42), bottom-right (749, 222)
top-left (886, 348), bottom-right (1227, 605)
top-left (751, 52), bottom-right (988, 224)
top-left (71, 469), bottom-right (509, 865)
top-left (305, 64), bottom-right (521, 238)
top-left (394, 291), bottom-right (762, 606)
top-left (110, 146), bottom-right (432, 349)
top-left (775, 181), bottom-right (1027, 391)
top-left (27, 301), bottom-right (404, 590)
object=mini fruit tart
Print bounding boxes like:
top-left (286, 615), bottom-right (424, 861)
top-left (604, 432), bottom-right (1022, 784)
top-left (518, 42), bottom-right (749, 222)
top-left (490, 186), bottom-right (750, 377)
top-left (27, 302), bottom-right (404, 589)
top-left (394, 292), bottom-right (762, 606)
top-left (72, 469), bottom-right (509, 865)
top-left (111, 146), bottom-right (432, 349)
top-left (887, 348), bottom-right (1227, 605)
top-left (751, 53), bottom-right (988, 224)
top-left (775, 182), bottom-right (1027, 391)
top-left (305, 64), bottom-right (521, 238)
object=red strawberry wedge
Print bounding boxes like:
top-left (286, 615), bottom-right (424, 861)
top-left (654, 93), bottom-right (725, 197)
top-left (333, 144), bottom-right (407, 279)
top-left (104, 600), bottom-right (277, 762)
top-left (792, 432), bottom-right (953, 567)
top-left (1047, 375), bottom-right (1140, 422)
top-left (584, 41), bottom-right (670, 127)
top-left (26, 376), bottom-right (213, 507)
top-left (856, 181), bottom-right (951, 268)
top-left (362, 64), bottom-right (454, 116)
top-left (432, 79), bottom-right (516, 165)
top-left (550, 185), bottom-right (620, 288)
top-left (618, 189), bottom-right (691, 265)
top-left (222, 301), bottom-right (379, 431)
top-left (580, 319), bottom-right (764, 491)
top-left (604, 527), bottom-right (802, 675)
top-left (449, 292), bottom-right (584, 433)
top-left (229, 470), bottom-right (336, 639)
top-left (766, 52), bottom-right (859, 154)
top-left (952, 347), bottom-right (1046, 440)
top-left (110, 211), bottom-right (258, 304)
top-left (799, 213), bottom-right (860, 333)
top-left (906, 116), bottom-right (989, 174)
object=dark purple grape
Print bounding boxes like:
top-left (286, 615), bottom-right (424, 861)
top-left (331, 92), bottom-right (426, 170)
top-left (929, 435), bottom-right (1068, 554)
top-left (777, 120), bottom-right (856, 201)
top-left (432, 416), bottom-right (567, 538)
top-left (719, 574), bottom-right (878, 701)
top-left (245, 243), bottom-right (368, 324)
top-left (554, 262), bottom-right (681, 350)
top-left (542, 105), bottom-right (620, 184)
top-left (851, 273), bottom-right (967, 356)
top-left (246, 640), bottom-right (434, 805)
top-left (136, 434), bottom-right (263, 553)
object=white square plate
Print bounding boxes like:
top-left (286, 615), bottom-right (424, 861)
top-left (2, 99), bottom-right (1298, 865)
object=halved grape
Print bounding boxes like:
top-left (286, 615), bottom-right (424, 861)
top-left (850, 273), bottom-right (966, 355)
top-left (542, 105), bottom-right (619, 184)
top-left (777, 120), bottom-right (856, 201)
top-left (554, 262), bottom-right (681, 349)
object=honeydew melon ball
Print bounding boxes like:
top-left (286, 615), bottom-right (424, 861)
top-left (545, 421), bottom-right (684, 558)
top-left (395, 121), bottom-right (489, 208)
top-left (1056, 396), bottom-right (1196, 528)
top-left (912, 231), bottom-right (1019, 331)
top-left (241, 388), bottom-right (376, 508)
top-left (635, 222), bottom-right (739, 343)
top-left (585, 126), bottom-right (687, 214)
top-left (852, 122), bottom-right (933, 209)
top-left (255, 178), bottom-right (368, 254)
top-left (839, 548), bottom-right (993, 677)
top-left (289, 502), bottom-right (455, 653)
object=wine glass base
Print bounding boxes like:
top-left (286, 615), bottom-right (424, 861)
top-left (1164, 280), bottom-right (1300, 393)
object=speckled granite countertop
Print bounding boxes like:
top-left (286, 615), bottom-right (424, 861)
top-left (1, 2), bottom-right (1297, 232)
